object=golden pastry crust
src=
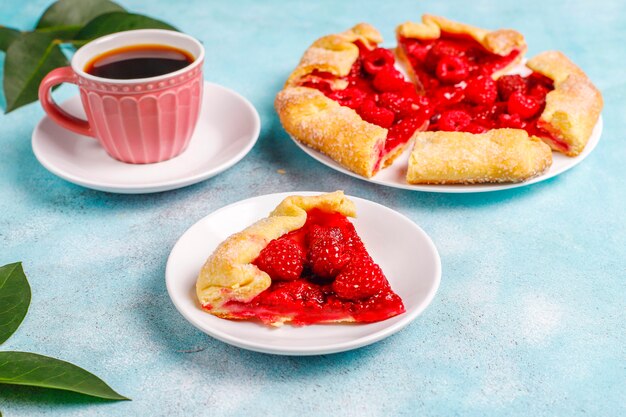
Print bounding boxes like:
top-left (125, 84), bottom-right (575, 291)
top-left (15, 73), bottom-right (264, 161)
top-left (285, 23), bottom-right (382, 88)
top-left (276, 23), bottom-right (417, 178)
top-left (527, 51), bottom-right (603, 156)
top-left (196, 191), bottom-right (356, 318)
top-left (407, 129), bottom-right (552, 184)
top-left (275, 87), bottom-right (388, 178)
top-left (395, 14), bottom-right (527, 84)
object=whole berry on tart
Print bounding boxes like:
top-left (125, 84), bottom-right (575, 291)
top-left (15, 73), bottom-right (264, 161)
top-left (196, 191), bottom-right (405, 326)
top-left (275, 15), bottom-right (603, 185)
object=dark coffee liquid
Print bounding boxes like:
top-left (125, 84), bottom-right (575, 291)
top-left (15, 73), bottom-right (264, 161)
top-left (84, 44), bottom-right (194, 80)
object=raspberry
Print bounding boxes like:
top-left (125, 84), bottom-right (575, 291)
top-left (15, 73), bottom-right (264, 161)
top-left (507, 91), bottom-right (541, 119)
top-left (362, 48), bottom-right (395, 75)
top-left (424, 41), bottom-right (465, 72)
top-left (332, 253), bottom-right (388, 301)
top-left (358, 99), bottom-right (395, 128)
top-left (438, 109), bottom-right (472, 132)
top-left (435, 56), bottom-right (469, 84)
top-left (307, 226), bottom-right (350, 279)
top-left (378, 92), bottom-right (418, 119)
top-left (465, 75), bottom-right (498, 105)
top-left (496, 74), bottom-right (527, 101)
top-left (327, 87), bottom-right (367, 110)
top-left (372, 66), bottom-right (407, 92)
top-left (254, 238), bottom-right (304, 281)
top-left (498, 113), bottom-right (524, 129)
top-left (342, 223), bottom-right (365, 254)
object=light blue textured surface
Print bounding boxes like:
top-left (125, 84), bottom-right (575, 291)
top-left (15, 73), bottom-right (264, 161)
top-left (1, 0), bottom-right (625, 416)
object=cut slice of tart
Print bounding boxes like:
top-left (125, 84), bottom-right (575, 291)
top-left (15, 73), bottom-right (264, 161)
top-left (196, 191), bottom-right (405, 326)
top-left (396, 15), bottom-right (602, 158)
top-left (396, 14), bottom-right (527, 92)
top-left (407, 129), bottom-right (552, 184)
top-left (275, 24), bottom-right (428, 178)
top-left (526, 51), bottom-right (603, 156)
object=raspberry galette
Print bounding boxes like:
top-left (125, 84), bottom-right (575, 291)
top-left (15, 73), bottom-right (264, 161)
top-left (275, 15), bottom-right (603, 185)
top-left (196, 191), bottom-right (405, 326)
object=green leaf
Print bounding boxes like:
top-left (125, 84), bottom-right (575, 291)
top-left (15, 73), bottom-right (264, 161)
top-left (0, 26), bottom-right (21, 52)
top-left (75, 12), bottom-right (178, 41)
top-left (0, 263), bottom-right (31, 345)
top-left (3, 32), bottom-right (68, 113)
top-left (36, 0), bottom-right (125, 39)
top-left (35, 25), bottom-right (84, 42)
top-left (0, 352), bottom-right (129, 400)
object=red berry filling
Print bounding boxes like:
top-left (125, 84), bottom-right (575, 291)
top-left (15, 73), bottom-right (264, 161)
top-left (254, 238), bottom-right (304, 281)
top-left (398, 34), bottom-right (563, 148)
top-left (224, 208), bottom-right (405, 325)
top-left (435, 56), bottom-right (470, 84)
top-left (362, 48), bottom-right (395, 75)
top-left (332, 252), bottom-right (388, 300)
top-left (307, 224), bottom-right (350, 278)
top-left (438, 110), bottom-right (472, 132)
top-left (297, 34), bottom-right (564, 168)
top-left (497, 74), bottom-right (527, 101)
top-left (327, 87), bottom-right (366, 110)
top-left (359, 99), bottom-right (395, 128)
top-left (465, 75), bottom-right (497, 105)
top-left (298, 46), bottom-right (429, 165)
top-left (507, 91), bottom-right (541, 119)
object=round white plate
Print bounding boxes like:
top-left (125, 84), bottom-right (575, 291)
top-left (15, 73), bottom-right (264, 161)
top-left (166, 192), bottom-right (441, 355)
top-left (289, 57), bottom-right (603, 193)
top-left (32, 81), bottom-right (260, 194)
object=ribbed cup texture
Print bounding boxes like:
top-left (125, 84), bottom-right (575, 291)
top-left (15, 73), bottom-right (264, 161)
top-left (78, 68), bottom-right (203, 164)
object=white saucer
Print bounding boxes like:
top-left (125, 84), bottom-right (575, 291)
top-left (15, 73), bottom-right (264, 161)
top-left (165, 192), bottom-right (441, 356)
top-left (32, 81), bottom-right (260, 194)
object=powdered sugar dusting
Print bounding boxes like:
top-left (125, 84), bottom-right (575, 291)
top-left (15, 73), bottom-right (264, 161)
top-left (519, 293), bottom-right (564, 345)
top-left (465, 362), bottom-right (526, 408)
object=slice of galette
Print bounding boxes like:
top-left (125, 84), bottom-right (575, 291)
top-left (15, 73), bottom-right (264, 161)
top-left (396, 14), bottom-right (527, 91)
top-left (396, 14), bottom-right (602, 169)
top-left (196, 191), bottom-right (405, 326)
top-left (275, 24), bottom-right (429, 178)
top-left (525, 51), bottom-right (603, 156)
top-left (407, 128), bottom-right (552, 184)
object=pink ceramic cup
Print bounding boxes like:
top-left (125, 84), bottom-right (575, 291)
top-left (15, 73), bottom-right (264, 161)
top-left (39, 29), bottom-right (204, 164)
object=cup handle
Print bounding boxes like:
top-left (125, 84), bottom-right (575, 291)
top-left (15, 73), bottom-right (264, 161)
top-left (38, 66), bottom-right (93, 137)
